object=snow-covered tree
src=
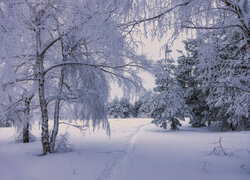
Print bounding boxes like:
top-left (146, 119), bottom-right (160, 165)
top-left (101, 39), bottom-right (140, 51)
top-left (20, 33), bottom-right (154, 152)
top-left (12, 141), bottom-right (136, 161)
top-left (0, 2), bottom-right (37, 142)
top-left (176, 40), bottom-right (208, 127)
top-left (151, 47), bottom-right (188, 130)
top-left (196, 30), bottom-right (249, 130)
top-left (176, 33), bottom-right (249, 130)
top-left (0, 0), bottom-right (151, 154)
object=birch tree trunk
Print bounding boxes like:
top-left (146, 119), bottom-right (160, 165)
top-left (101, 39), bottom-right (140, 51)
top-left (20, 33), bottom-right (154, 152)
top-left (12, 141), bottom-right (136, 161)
top-left (50, 39), bottom-right (66, 153)
top-left (50, 67), bottom-right (65, 152)
top-left (23, 95), bottom-right (33, 143)
top-left (22, 117), bottom-right (29, 143)
top-left (39, 68), bottom-right (51, 155)
top-left (36, 28), bottom-right (51, 155)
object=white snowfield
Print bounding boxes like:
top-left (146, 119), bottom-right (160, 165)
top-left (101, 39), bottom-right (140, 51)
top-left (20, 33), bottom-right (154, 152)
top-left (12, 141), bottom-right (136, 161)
top-left (0, 119), bottom-right (249, 180)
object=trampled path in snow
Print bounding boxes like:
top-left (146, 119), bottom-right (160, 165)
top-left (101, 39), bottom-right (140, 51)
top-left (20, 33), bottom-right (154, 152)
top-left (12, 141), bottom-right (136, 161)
top-left (98, 122), bottom-right (150, 180)
top-left (98, 119), bottom-right (250, 180)
top-left (0, 118), bottom-right (250, 180)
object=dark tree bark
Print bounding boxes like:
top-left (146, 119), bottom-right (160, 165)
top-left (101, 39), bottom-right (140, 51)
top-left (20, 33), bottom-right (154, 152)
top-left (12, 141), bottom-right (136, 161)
top-left (23, 95), bottom-right (33, 143)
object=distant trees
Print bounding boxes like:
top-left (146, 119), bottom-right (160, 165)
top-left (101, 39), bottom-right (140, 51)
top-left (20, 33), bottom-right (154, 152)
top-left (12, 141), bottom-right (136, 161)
top-left (134, 91), bottom-right (154, 118)
top-left (107, 98), bottom-right (133, 118)
top-left (107, 93), bottom-right (153, 119)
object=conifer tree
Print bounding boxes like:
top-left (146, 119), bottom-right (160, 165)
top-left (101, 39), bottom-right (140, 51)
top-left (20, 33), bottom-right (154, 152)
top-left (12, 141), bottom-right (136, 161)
top-left (176, 40), bottom-right (208, 127)
top-left (151, 47), bottom-right (188, 130)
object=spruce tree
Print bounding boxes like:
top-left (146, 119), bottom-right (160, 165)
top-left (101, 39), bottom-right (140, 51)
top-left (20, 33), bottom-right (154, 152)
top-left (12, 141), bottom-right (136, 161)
top-left (176, 40), bottom-right (208, 127)
top-left (151, 46), bottom-right (187, 130)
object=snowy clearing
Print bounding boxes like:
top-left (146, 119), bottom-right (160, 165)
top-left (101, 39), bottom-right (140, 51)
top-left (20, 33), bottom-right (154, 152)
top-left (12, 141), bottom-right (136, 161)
top-left (0, 118), bottom-right (250, 180)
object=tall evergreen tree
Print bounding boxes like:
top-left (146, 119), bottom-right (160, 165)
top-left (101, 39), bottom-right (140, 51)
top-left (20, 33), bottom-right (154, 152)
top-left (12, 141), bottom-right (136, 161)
top-left (176, 40), bottom-right (208, 127)
top-left (151, 47), bottom-right (188, 130)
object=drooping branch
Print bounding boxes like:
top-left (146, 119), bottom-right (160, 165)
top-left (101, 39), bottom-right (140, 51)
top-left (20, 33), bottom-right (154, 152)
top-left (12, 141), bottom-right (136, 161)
top-left (59, 122), bottom-right (89, 130)
top-left (120, 0), bottom-right (193, 28)
top-left (44, 61), bottom-right (145, 75)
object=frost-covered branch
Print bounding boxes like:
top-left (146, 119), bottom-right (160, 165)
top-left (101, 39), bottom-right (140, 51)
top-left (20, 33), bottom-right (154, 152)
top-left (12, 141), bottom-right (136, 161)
top-left (121, 0), bottom-right (193, 28)
top-left (44, 62), bottom-right (145, 75)
top-left (59, 122), bottom-right (89, 130)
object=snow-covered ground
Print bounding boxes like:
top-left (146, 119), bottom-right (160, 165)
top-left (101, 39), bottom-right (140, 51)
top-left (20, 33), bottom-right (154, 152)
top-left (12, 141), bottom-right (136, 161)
top-left (0, 119), bottom-right (249, 180)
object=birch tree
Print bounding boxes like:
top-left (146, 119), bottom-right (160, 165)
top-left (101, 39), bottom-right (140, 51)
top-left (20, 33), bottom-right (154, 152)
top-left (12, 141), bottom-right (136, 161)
top-left (0, 1), bottom-right (37, 142)
top-left (0, 0), bottom-right (150, 154)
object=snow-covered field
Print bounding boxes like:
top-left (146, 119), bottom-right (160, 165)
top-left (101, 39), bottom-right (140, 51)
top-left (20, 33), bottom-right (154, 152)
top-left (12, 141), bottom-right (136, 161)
top-left (0, 119), bottom-right (249, 180)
